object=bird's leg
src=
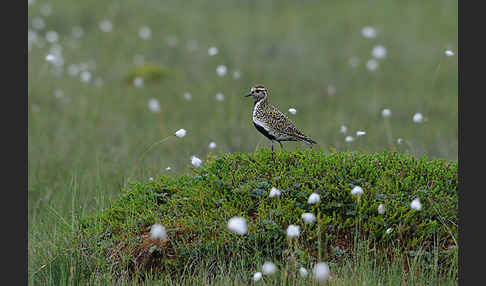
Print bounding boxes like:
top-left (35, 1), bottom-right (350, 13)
top-left (271, 141), bottom-right (275, 163)
top-left (278, 141), bottom-right (284, 151)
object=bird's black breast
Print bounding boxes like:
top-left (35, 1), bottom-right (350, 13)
top-left (253, 122), bottom-right (276, 141)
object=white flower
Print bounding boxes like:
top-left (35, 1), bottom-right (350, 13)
top-left (288, 108), bottom-right (297, 115)
top-left (366, 59), bottom-right (379, 71)
top-left (80, 71), bottom-right (92, 83)
top-left (99, 19), bottom-right (113, 33)
top-left (227, 216), bottom-right (247, 235)
top-left (253, 272), bottom-right (262, 281)
top-left (372, 45), bottom-right (387, 59)
top-left (361, 26), bottom-right (377, 38)
top-left (378, 204), bottom-right (386, 214)
top-left (183, 92), bottom-right (192, 101)
top-left (32, 17), bottom-right (45, 30)
top-left (299, 267), bottom-right (308, 278)
top-left (208, 46), bottom-right (218, 56)
top-left (138, 26), bottom-right (152, 40)
top-left (45, 31), bottom-right (59, 43)
top-left (307, 193), bottom-right (320, 204)
top-left (54, 89), bottom-right (64, 99)
top-left (340, 125), bottom-right (348, 134)
top-left (166, 166), bottom-right (171, 171)
top-left (45, 53), bottom-right (57, 63)
top-left (301, 213), bottom-right (316, 224)
top-left (149, 177), bottom-right (154, 181)
top-left (72, 26), bottom-right (84, 38)
top-left (150, 223), bottom-right (167, 240)
top-left (345, 136), bottom-right (354, 143)
top-left (191, 156), bottom-right (202, 167)
top-left (356, 130), bottom-right (366, 137)
top-left (215, 93), bottom-right (225, 101)
top-left (208, 142), bottom-right (217, 149)
top-left (386, 227), bottom-right (393, 234)
top-left (381, 109), bottom-right (392, 118)
top-left (312, 262), bottom-right (330, 281)
top-left (445, 50), bottom-right (455, 57)
top-left (286, 225), bottom-right (300, 238)
top-left (133, 77), bottom-right (144, 88)
top-left (216, 65), bottom-right (227, 77)
top-left (148, 98), bottom-right (160, 112)
top-left (327, 85), bottom-right (336, 96)
top-left (397, 138), bottom-right (404, 144)
top-left (351, 186), bottom-right (364, 197)
top-left (412, 112), bottom-right (424, 123)
top-left (174, 129), bottom-right (187, 138)
top-left (262, 261), bottom-right (277, 275)
top-left (410, 198), bottom-right (422, 211)
top-left (233, 70), bottom-right (241, 79)
top-left (269, 187), bottom-right (281, 198)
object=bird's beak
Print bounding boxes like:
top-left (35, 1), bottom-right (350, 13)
top-left (244, 93), bottom-right (252, 97)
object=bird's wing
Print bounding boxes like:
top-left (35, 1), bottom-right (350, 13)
top-left (268, 105), bottom-right (317, 144)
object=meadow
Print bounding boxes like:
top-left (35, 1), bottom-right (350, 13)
top-left (28, 0), bottom-right (457, 284)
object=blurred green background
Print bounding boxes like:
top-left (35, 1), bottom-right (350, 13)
top-left (28, 0), bottom-right (457, 280)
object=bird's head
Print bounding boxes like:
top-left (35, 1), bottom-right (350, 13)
top-left (244, 84), bottom-right (268, 103)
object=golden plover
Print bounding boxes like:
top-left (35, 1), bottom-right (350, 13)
top-left (244, 84), bottom-right (317, 150)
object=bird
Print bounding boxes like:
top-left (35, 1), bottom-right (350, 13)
top-left (243, 84), bottom-right (317, 151)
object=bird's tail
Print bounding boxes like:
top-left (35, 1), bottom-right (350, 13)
top-left (298, 135), bottom-right (318, 146)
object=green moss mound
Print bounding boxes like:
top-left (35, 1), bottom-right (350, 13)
top-left (123, 63), bottom-right (172, 85)
top-left (77, 150), bottom-right (457, 278)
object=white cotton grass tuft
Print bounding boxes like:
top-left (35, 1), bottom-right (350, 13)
top-left (356, 130), bottom-right (366, 137)
top-left (386, 227), bottom-right (393, 234)
top-left (208, 46), bottom-right (218, 56)
top-left (183, 92), bottom-right (192, 101)
top-left (412, 112), bottom-right (424, 123)
top-left (227, 216), bottom-right (247, 235)
top-left (253, 272), bottom-right (263, 281)
top-left (299, 267), bottom-right (308, 278)
top-left (191, 156), bottom-right (202, 168)
top-left (150, 223), bottom-right (167, 240)
top-left (372, 45), bottom-right (387, 59)
top-left (72, 26), bottom-right (84, 38)
top-left (378, 204), bottom-right (386, 214)
top-left (382, 108), bottom-right (392, 118)
top-left (208, 142), bottom-right (217, 149)
top-left (269, 187), bottom-right (281, 198)
top-left (345, 136), bottom-right (355, 143)
top-left (46, 30), bottom-right (59, 43)
top-left (166, 166), bottom-right (171, 171)
top-left (445, 49), bottom-right (455, 57)
top-left (54, 89), bottom-right (64, 99)
top-left (233, 70), bottom-right (241, 79)
top-left (174, 129), bottom-right (187, 138)
top-left (361, 26), bottom-right (377, 38)
top-left (215, 93), bottom-right (225, 101)
top-left (216, 65), bottom-right (227, 77)
top-left (99, 19), bottom-right (113, 33)
top-left (307, 193), bottom-right (320, 204)
top-left (366, 59), bottom-right (379, 71)
top-left (288, 108), bottom-right (297, 115)
top-left (148, 98), bottom-right (160, 112)
top-left (410, 198), bottom-right (422, 211)
top-left (262, 261), bottom-right (277, 275)
top-left (351, 186), bottom-right (364, 197)
top-left (286, 225), bottom-right (300, 238)
top-left (80, 71), bottom-right (92, 83)
top-left (32, 17), bottom-right (46, 30)
top-left (133, 77), bottom-right (144, 88)
top-left (301, 212), bottom-right (316, 224)
top-left (138, 26), bottom-right (152, 40)
top-left (340, 125), bottom-right (348, 134)
top-left (312, 262), bottom-right (330, 282)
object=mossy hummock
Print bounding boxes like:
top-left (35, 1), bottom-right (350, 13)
top-left (77, 149), bottom-right (457, 277)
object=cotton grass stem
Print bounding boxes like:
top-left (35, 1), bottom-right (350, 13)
top-left (138, 135), bottom-right (172, 162)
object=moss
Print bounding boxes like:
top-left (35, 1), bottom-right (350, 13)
top-left (77, 149), bottom-right (457, 278)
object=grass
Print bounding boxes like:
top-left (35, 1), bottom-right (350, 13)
top-left (28, 0), bottom-right (457, 284)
